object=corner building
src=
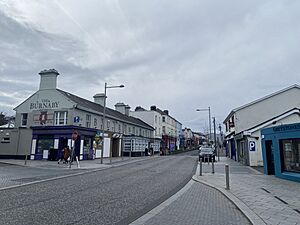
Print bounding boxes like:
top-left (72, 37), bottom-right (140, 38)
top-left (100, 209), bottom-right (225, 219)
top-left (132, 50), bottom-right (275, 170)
top-left (2, 69), bottom-right (154, 160)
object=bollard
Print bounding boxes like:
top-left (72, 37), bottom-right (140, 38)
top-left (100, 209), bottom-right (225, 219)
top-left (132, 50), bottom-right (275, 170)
top-left (225, 164), bottom-right (230, 190)
top-left (24, 154), bottom-right (28, 165)
top-left (199, 158), bottom-right (203, 176)
top-left (212, 158), bottom-right (215, 174)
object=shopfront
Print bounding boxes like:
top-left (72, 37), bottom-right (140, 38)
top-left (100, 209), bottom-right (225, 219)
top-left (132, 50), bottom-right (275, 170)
top-left (261, 123), bottom-right (300, 182)
top-left (31, 125), bottom-right (97, 161)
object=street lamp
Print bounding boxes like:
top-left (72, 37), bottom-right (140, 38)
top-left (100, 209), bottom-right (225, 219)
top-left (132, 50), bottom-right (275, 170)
top-left (196, 107), bottom-right (211, 144)
top-left (100, 82), bottom-right (124, 164)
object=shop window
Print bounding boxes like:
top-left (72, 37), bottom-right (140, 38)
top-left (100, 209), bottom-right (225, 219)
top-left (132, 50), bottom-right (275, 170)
top-left (21, 113), bottom-right (28, 126)
top-left (280, 139), bottom-right (300, 173)
top-left (36, 136), bottom-right (54, 155)
top-left (83, 137), bottom-right (93, 159)
top-left (54, 111), bottom-right (68, 125)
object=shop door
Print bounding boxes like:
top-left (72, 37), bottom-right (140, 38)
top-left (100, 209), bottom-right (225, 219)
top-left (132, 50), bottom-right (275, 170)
top-left (112, 138), bottom-right (119, 157)
top-left (265, 140), bottom-right (275, 175)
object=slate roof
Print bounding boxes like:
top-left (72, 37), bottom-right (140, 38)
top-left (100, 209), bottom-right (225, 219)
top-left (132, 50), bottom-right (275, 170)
top-left (57, 89), bottom-right (154, 130)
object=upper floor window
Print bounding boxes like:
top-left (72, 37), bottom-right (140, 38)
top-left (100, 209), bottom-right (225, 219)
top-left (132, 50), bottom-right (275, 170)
top-left (94, 118), bottom-right (97, 128)
top-left (162, 116), bottom-right (165, 122)
top-left (54, 111), bottom-right (68, 125)
top-left (107, 120), bottom-right (110, 130)
top-left (155, 115), bottom-right (157, 123)
top-left (86, 114), bottom-right (91, 128)
top-left (21, 113), bottom-right (28, 126)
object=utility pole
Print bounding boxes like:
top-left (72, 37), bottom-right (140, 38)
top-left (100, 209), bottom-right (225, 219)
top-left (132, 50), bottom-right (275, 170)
top-left (213, 117), bottom-right (218, 161)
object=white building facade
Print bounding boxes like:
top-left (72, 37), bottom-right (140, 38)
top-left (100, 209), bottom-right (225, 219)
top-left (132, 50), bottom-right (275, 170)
top-left (0, 69), bottom-right (154, 160)
top-left (224, 85), bottom-right (300, 166)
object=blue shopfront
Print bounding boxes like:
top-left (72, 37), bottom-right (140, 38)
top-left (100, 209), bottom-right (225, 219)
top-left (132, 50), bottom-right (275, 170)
top-left (261, 123), bottom-right (300, 182)
top-left (31, 126), bottom-right (97, 161)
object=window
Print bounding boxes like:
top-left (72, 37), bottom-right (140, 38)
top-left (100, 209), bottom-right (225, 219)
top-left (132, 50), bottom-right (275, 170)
top-left (54, 111), bottom-right (68, 125)
top-left (1, 137), bottom-right (10, 143)
top-left (155, 115), bottom-right (157, 123)
top-left (133, 127), bottom-right (135, 134)
top-left (112, 121), bottom-right (115, 132)
top-left (162, 126), bottom-right (166, 134)
top-left (21, 113), bottom-right (28, 126)
top-left (280, 139), bottom-right (300, 173)
top-left (101, 119), bottom-right (103, 130)
top-left (86, 114), bottom-right (91, 128)
top-left (94, 118), bottom-right (97, 127)
top-left (107, 120), bottom-right (110, 130)
top-left (119, 124), bottom-right (121, 133)
top-left (162, 116), bottom-right (165, 122)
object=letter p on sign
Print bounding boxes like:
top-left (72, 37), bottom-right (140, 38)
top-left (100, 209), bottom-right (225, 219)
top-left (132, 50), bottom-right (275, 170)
top-left (249, 141), bottom-right (256, 151)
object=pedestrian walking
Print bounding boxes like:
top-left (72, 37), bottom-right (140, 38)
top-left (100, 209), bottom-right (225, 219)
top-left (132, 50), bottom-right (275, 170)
top-left (57, 147), bottom-right (64, 164)
top-left (63, 146), bottom-right (71, 164)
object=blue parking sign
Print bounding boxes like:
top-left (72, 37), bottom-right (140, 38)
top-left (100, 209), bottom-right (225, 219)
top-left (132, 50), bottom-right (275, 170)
top-left (249, 141), bottom-right (256, 151)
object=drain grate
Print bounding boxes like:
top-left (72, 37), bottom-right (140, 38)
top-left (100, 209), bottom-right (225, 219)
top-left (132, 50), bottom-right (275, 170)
top-left (261, 188), bottom-right (271, 193)
top-left (274, 196), bottom-right (288, 205)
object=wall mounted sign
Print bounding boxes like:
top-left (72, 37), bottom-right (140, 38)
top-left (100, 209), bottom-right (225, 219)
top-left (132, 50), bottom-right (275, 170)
top-left (39, 111), bottom-right (48, 125)
top-left (249, 141), bottom-right (256, 151)
top-left (30, 99), bottom-right (59, 110)
top-left (273, 124), bottom-right (300, 132)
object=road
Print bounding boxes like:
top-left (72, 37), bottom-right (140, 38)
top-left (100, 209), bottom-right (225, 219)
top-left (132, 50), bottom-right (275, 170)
top-left (0, 152), bottom-right (197, 225)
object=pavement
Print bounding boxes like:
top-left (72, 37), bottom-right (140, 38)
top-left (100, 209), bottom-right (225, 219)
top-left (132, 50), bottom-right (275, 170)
top-left (1, 156), bottom-right (300, 224)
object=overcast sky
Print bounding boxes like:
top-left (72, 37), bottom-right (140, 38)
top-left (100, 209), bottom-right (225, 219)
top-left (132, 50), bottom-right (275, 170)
top-left (0, 0), bottom-right (300, 132)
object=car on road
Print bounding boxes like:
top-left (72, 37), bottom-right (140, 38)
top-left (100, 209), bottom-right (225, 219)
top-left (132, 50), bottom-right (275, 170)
top-left (199, 147), bottom-right (215, 162)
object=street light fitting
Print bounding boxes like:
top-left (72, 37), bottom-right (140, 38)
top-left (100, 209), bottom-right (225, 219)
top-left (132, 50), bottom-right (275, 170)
top-left (106, 84), bottom-right (125, 89)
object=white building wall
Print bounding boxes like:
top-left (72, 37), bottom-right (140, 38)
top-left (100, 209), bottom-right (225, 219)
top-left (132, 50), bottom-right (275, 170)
top-left (248, 113), bottom-right (300, 166)
top-left (235, 88), bottom-right (300, 133)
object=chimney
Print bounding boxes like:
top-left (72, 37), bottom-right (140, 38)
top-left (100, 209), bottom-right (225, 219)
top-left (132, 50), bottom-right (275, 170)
top-left (93, 93), bottom-right (106, 106)
top-left (135, 106), bottom-right (145, 111)
top-left (125, 105), bottom-right (130, 116)
top-left (150, 105), bottom-right (156, 111)
top-left (163, 110), bottom-right (169, 115)
top-left (38, 69), bottom-right (59, 90)
top-left (115, 103), bottom-right (126, 114)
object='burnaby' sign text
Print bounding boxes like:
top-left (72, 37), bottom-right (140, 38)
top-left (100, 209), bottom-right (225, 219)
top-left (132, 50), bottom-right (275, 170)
top-left (30, 99), bottom-right (60, 110)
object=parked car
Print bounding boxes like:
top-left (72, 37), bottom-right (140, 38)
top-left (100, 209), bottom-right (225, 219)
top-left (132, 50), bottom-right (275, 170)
top-left (199, 147), bottom-right (215, 162)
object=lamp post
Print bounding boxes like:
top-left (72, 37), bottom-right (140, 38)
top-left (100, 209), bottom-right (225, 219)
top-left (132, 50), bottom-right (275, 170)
top-left (100, 82), bottom-right (124, 164)
top-left (196, 107), bottom-right (211, 144)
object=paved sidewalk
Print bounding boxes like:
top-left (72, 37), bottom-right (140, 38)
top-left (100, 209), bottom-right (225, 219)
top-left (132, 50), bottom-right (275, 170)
top-left (131, 179), bottom-right (251, 225)
top-left (194, 157), bottom-right (300, 225)
top-left (130, 157), bottom-right (300, 225)
top-left (0, 156), bottom-right (155, 170)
